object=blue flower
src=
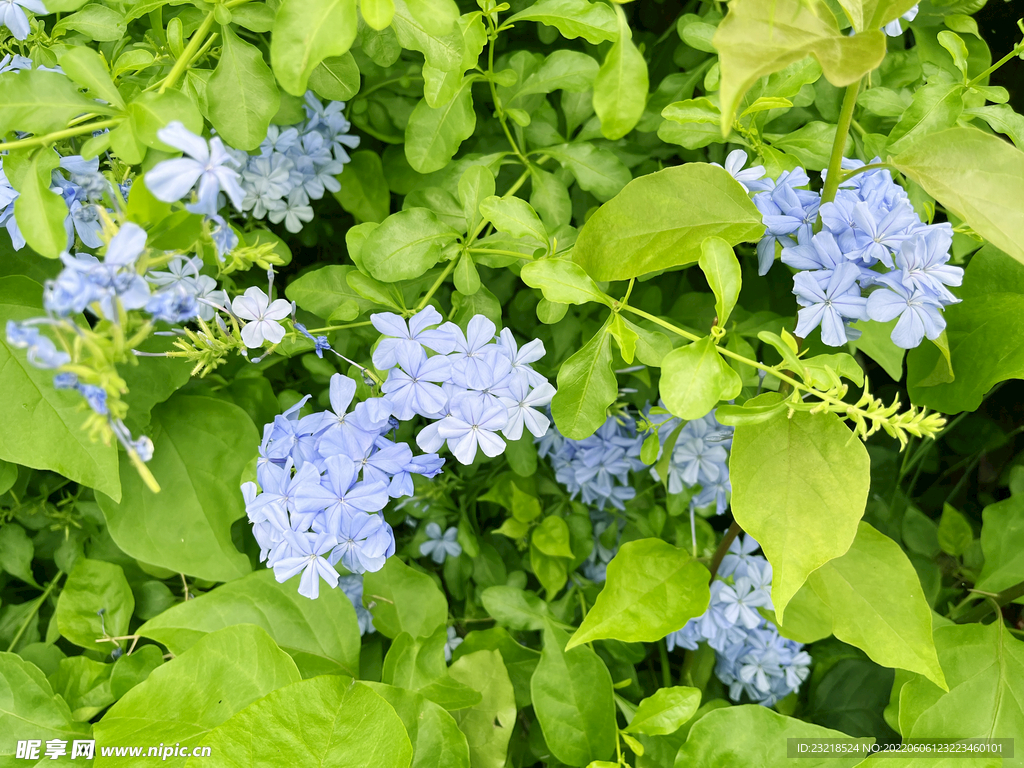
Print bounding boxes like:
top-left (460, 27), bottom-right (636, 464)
top-left (866, 274), bottom-right (946, 349)
top-left (330, 511), bottom-right (395, 574)
top-left (444, 626), bottom-right (463, 662)
top-left (893, 227), bottom-right (963, 303)
top-left (231, 286), bottom-right (292, 348)
top-left (319, 454), bottom-right (390, 531)
top-left (442, 315), bottom-right (500, 384)
top-left (272, 530), bottom-right (339, 600)
top-left (793, 263), bottom-right (868, 346)
top-left (714, 149), bottom-right (771, 194)
top-left (437, 392), bottom-right (508, 465)
top-left (370, 306), bottom-right (456, 369)
top-left (381, 345), bottom-right (452, 420)
top-left (5, 320), bottom-right (70, 369)
top-left (267, 188), bottom-right (314, 233)
top-left (146, 285), bottom-right (199, 323)
top-left (719, 535), bottom-right (762, 580)
top-left (498, 378), bottom-right (554, 440)
top-left (77, 384), bottom-right (108, 415)
top-left (338, 574), bottom-right (375, 635)
top-left (145, 122), bottom-right (245, 215)
top-left (0, 0), bottom-right (47, 40)
top-left (883, 4), bottom-right (917, 35)
top-left (419, 522), bottom-right (462, 563)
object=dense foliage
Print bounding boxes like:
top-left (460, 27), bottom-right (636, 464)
top-left (1, 0), bottom-right (1024, 764)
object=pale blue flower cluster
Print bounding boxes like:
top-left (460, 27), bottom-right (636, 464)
top-left (648, 406), bottom-right (734, 516)
top-left (1, 150), bottom-right (113, 252)
top-left (243, 309), bottom-right (553, 598)
top-left (537, 416), bottom-right (644, 511)
top-left (726, 149), bottom-right (964, 350)
top-left (665, 536), bottom-right (811, 706)
top-left (236, 93), bottom-right (359, 233)
top-left (581, 515), bottom-right (620, 583)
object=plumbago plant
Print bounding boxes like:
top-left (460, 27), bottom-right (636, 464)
top-left (3, 0), bottom-right (1024, 762)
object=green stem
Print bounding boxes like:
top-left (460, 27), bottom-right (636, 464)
top-left (467, 248), bottom-right (533, 260)
top-left (816, 79), bottom-right (862, 227)
top-left (160, 11), bottom-right (216, 93)
top-left (709, 521), bottom-right (742, 581)
top-left (305, 320), bottom-right (373, 334)
top-left (414, 260), bottom-right (457, 313)
top-left (967, 42), bottom-right (1024, 88)
top-left (954, 579), bottom-right (1024, 624)
top-left (839, 161), bottom-right (890, 183)
top-left (7, 571), bottom-right (64, 653)
top-left (658, 639), bottom-right (672, 688)
top-left (0, 119), bottom-right (122, 152)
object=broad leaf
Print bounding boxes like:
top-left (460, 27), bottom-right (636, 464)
top-left (660, 337), bottom-right (743, 420)
top-left (360, 208), bottom-right (460, 282)
top-left (12, 149), bottom-right (68, 259)
top-left (0, 70), bottom-right (107, 135)
top-left (189, 677), bottom-right (413, 767)
top-left (624, 686), bottom-right (701, 736)
top-left (976, 495), bottom-right (1024, 594)
top-left (699, 236), bottom-right (741, 327)
top-left (364, 683), bottom-right (471, 768)
top-left (550, 325), bottom-right (617, 440)
top-left (207, 24), bottom-right (280, 150)
top-left (405, 79), bottom-right (476, 174)
top-left (713, 0), bottom-right (886, 133)
top-left (97, 394), bottom-right (257, 582)
top-left (592, 4), bottom-right (648, 140)
top-left (363, 556), bottom-right (448, 639)
top-left (56, 559), bottom-right (135, 649)
top-left (780, 522), bottom-right (946, 689)
top-left (531, 622), bottom-right (616, 766)
top-left (270, 0), bottom-right (358, 96)
top-left (567, 538), bottom-right (711, 648)
top-left (335, 151), bottom-right (391, 223)
top-left (573, 164), bottom-right (763, 281)
top-left (520, 259), bottom-right (611, 306)
top-left (730, 396), bottom-right (870, 621)
top-left (94, 625), bottom-right (300, 765)
top-left (504, 0), bottom-right (617, 44)
top-left (891, 129), bottom-right (1024, 268)
top-left (138, 569), bottom-right (361, 678)
top-left (479, 586), bottom-right (557, 631)
top-left (448, 650), bottom-right (517, 768)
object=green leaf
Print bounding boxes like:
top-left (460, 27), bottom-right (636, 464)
top-left (550, 326), bottom-right (617, 440)
top-left (730, 396), bottom-right (870, 622)
top-left (0, 653), bottom-right (91, 762)
top-left (54, 4), bottom-right (127, 41)
top-left (886, 83), bottom-right (965, 156)
top-left (364, 682), bottom-right (471, 768)
top-left (592, 4), bottom-right (648, 140)
top-left (129, 90), bottom-right (204, 151)
top-left (405, 78), bottom-right (476, 174)
top-left (55, 558), bottom-right (134, 649)
top-left (0, 523), bottom-right (38, 587)
top-left (660, 337), bottom-right (742, 420)
top-left (360, 208), bottom-right (460, 282)
top-left (505, 50), bottom-right (598, 107)
top-left (837, 0), bottom-right (918, 32)
top-left (891, 128), bottom-right (1024, 269)
top-left (543, 142), bottom-right (631, 201)
top-left (95, 625), bottom-right (300, 762)
top-left (58, 47), bottom-right (125, 110)
top-left (520, 259), bottom-right (611, 306)
top-left (309, 53), bottom-right (360, 101)
top-left (895, 623), bottom-right (1024, 754)
top-left (676, 705), bottom-right (866, 767)
top-left (96, 394), bottom-right (256, 582)
top-left (480, 586), bottom-right (556, 631)
top-left (976, 495), bottom-right (1024, 594)
top-left (713, 0), bottom-right (886, 133)
top-left (504, 0), bottom-right (616, 44)
top-left (390, 0), bottom-right (465, 73)
top-left (189, 676), bottom-right (412, 767)
top-left (448, 650), bottom-right (516, 768)
top-left (363, 556), bottom-right (448, 639)
top-left (573, 164), bottom-right (763, 281)
top-left (781, 522), bottom-right (946, 689)
top-left (698, 237), bottom-right (741, 327)
top-left (207, 24), bottom-right (280, 150)
top-left (0, 277), bottom-right (120, 498)
top-left (285, 264), bottom-right (382, 319)
top-left (362, 0), bottom-right (395, 29)
top-left (270, 0), bottom-right (357, 96)
top-left (532, 516), bottom-right (575, 559)
top-left (0, 70), bottom-right (106, 135)
top-left (479, 195), bottom-right (547, 245)
top-left (335, 151), bottom-right (391, 223)
top-left (13, 149), bottom-right (68, 259)
top-left (382, 628), bottom-right (448, 689)
top-left (531, 622), bottom-right (616, 765)
top-left (138, 569), bottom-right (360, 678)
top-left (568, 539), bottom-right (710, 648)
top-left (938, 503), bottom-right (973, 558)
top-left (49, 655), bottom-right (115, 721)
top-left (624, 686), bottom-right (701, 736)
top-left (907, 246), bottom-right (1024, 412)
top-left (110, 645), bottom-right (163, 700)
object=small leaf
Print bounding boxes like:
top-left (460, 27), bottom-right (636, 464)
top-left (660, 337), bottom-right (742, 420)
top-left (698, 236), bottom-right (742, 327)
top-left (270, 0), bottom-right (358, 96)
top-left (592, 4), bottom-right (648, 141)
top-left (624, 686), bottom-right (701, 736)
top-left (551, 326), bottom-right (617, 440)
